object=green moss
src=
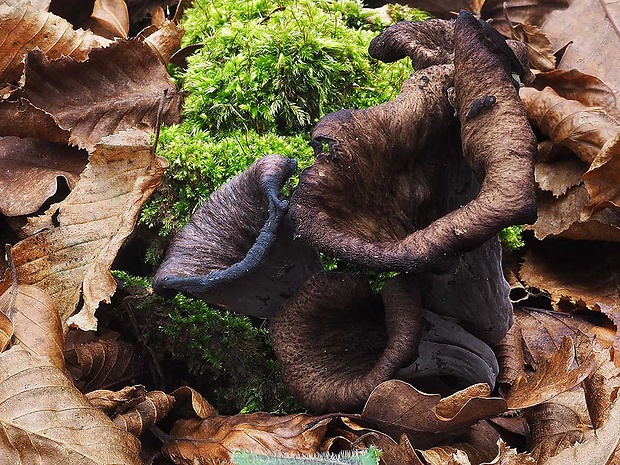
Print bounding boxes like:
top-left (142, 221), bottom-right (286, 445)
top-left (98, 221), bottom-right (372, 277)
top-left (113, 272), bottom-right (300, 414)
top-left (142, 0), bottom-right (427, 262)
top-left (500, 225), bottom-right (525, 250)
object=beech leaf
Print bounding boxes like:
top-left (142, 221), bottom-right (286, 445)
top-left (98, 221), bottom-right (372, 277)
top-left (163, 413), bottom-right (330, 464)
top-left (506, 337), bottom-right (595, 410)
top-left (13, 40), bottom-right (182, 151)
top-left (360, 380), bottom-right (507, 448)
top-left (65, 338), bottom-right (146, 392)
top-left (537, 0), bottom-right (620, 114)
top-left (526, 388), bottom-right (594, 461)
top-left (544, 396), bottom-right (620, 464)
top-left (89, 0), bottom-right (129, 39)
top-left (519, 244), bottom-right (620, 360)
top-left (0, 137), bottom-right (87, 217)
top-left (0, 345), bottom-right (141, 464)
top-left (3, 129), bottom-right (168, 330)
top-left (0, 0), bottom-right (110, 84)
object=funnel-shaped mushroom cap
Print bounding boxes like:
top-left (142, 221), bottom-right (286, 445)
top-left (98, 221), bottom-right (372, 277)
top-left (368, 19), bottom-right (455, 68)
top-left (271, 272), bottom-right (502, 413)
top-left (270, 272), bottom-right (422, 413)
top-left (153, 155), bottom-right (321, 318)
top-left (289, 13), bottom-right (536, 274)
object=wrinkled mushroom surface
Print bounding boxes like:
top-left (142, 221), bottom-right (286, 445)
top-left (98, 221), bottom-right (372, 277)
top-left (289, 12), bottom-right (536, 274)
top-left (368, 19), bottom-right (455, 67)
top-left (270, 272), bottom-right (422, 413)
top-left (153, 155), bottom-right (321, 318)
top-left (270, 271), bottom-right (501, 413)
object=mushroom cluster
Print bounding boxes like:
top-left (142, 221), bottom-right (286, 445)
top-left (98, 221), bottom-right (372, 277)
top-left (154, 12), bottom-right (537, 413)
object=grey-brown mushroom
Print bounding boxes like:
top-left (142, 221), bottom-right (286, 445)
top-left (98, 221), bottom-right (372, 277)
top-left (289, 12), bottom-right (536, 274)
top-left (153, 155), bottom-right (321, 318)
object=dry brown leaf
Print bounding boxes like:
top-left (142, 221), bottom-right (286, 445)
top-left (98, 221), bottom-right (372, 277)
top-left (520, 244), bottom-right (620, 361)
top-left (0, 99), bottom-right (70, 143)
top-left (534, 158), bottom-right (589, 198)
top-left (113, 390), bottom-right (175, 436)
top-left (583, 132), bottom-right (620, 215)
top-left (360, 380), bottom-right (507, 449)
top-left (526, 388), bottom-right (593, 462)
top-left (0, 345), bottom-right (141, 464)
top-left (420, 447), bottom-right (472, 464)
top-left (481, 440), bottom-right (535, 464)
top-left (0, 282), bottom-right (14, 352)
top-left (170, 386), bottom-right (217, 420)
top-left (11, 284), bottom-right (64, 369)
top-left (581, 346), bottom-right (620, 429)
top-left (494, 321), bottom-right (525, 385)
top-left (538, 0), bottom-right (620, 113)
top-left (2, 129), bottom-right (167, 330)
top-left (0, 0), bottom-right (110, 84)
top-left (529, 184), bottom-right (620, 241)
top-left (144, 19), bottom-right (185, 64)
top-left (520, 86), bottom-right (620, 164)
top-left (0, 137), bottom-right (87, 217)
top-left (355, 432), bottom-right (425, 465)
top-left (163, 413), bottom-right (329, 464)
top-left (86, 385), bottom-right (147, 413)
top-left (506, 337), bottom-right (595, 410)
top-left (515, 306), bottom-right (615, 368)
top-left (531, 69), bottom-right (618, 116)
top-left (543, 394), bottom-right (620, 464)
top-left (88, 0), bottom-right (129, 39)
top-left (12, 41), bottom-right (182, 151)
top-left (65, 338), bottom-right (146, 392)
top-left (507, 22), bottom-right (555, 72)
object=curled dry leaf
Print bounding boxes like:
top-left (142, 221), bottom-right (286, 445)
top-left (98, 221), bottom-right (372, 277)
top-left (0, 0), bottom-right (111, 84)
top-left (360, 380), bottom-right (507, 449)
top-left (542, 395), bottom-right (620, 464)
top-left (2, 129), bottom-right (168, 331)
top-left (11, 41), bottom-right (182, 151)
top-left (583, 132), bottom-right (620, 216)
top-left (0, 345), bottom-right (141, 464)
top-left (86, 385), bottom-right (148, 413)
top-left (515, 306), bottom-right (615, 368)
top-left (537, 0), bottom-right (620, 114)
top-left (0, 99), bottom-right (70, 143)
top-left (87, 0), bottom-right (130, 39)
top-left (526, 388), bottom-right (593, 462)
top-left (144, 19), bottom-right (185, 64)
top-left (163, 413), bottom-right (329, 464)
top-left (580, 345), bottom-right (620, 429)
top-left (0, 137), bottom-right (87, 217)
top-left (531, 69), bottom-right (618, 115)
top-left (506, 21), bottom-right (555, 72)
top-left (480, 440), bottom-right (535, 464)
top-left (534, 157), bottom-right (589, 198)
top-left (520, 86), bottom-right (619, 164)
top-left (113, 390), bottom-right (175, 436)
top-left (506, 337), bottom-right (595, 410)
top-left (493, 321), bottom-right (525, 385)
top-left (170, 386), bottom-right (216, 420)
top-left (519, 244), bottom-right (620, 361)
top-left (65, 338), bottom-right (146, 392)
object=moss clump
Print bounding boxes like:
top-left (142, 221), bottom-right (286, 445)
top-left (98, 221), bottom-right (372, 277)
top-left (112, 271), bottom-right (300, 414)
top-left (500, 225), bottom-right (525, 250)
top-left (142, 0), bottom-right (427, 262)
